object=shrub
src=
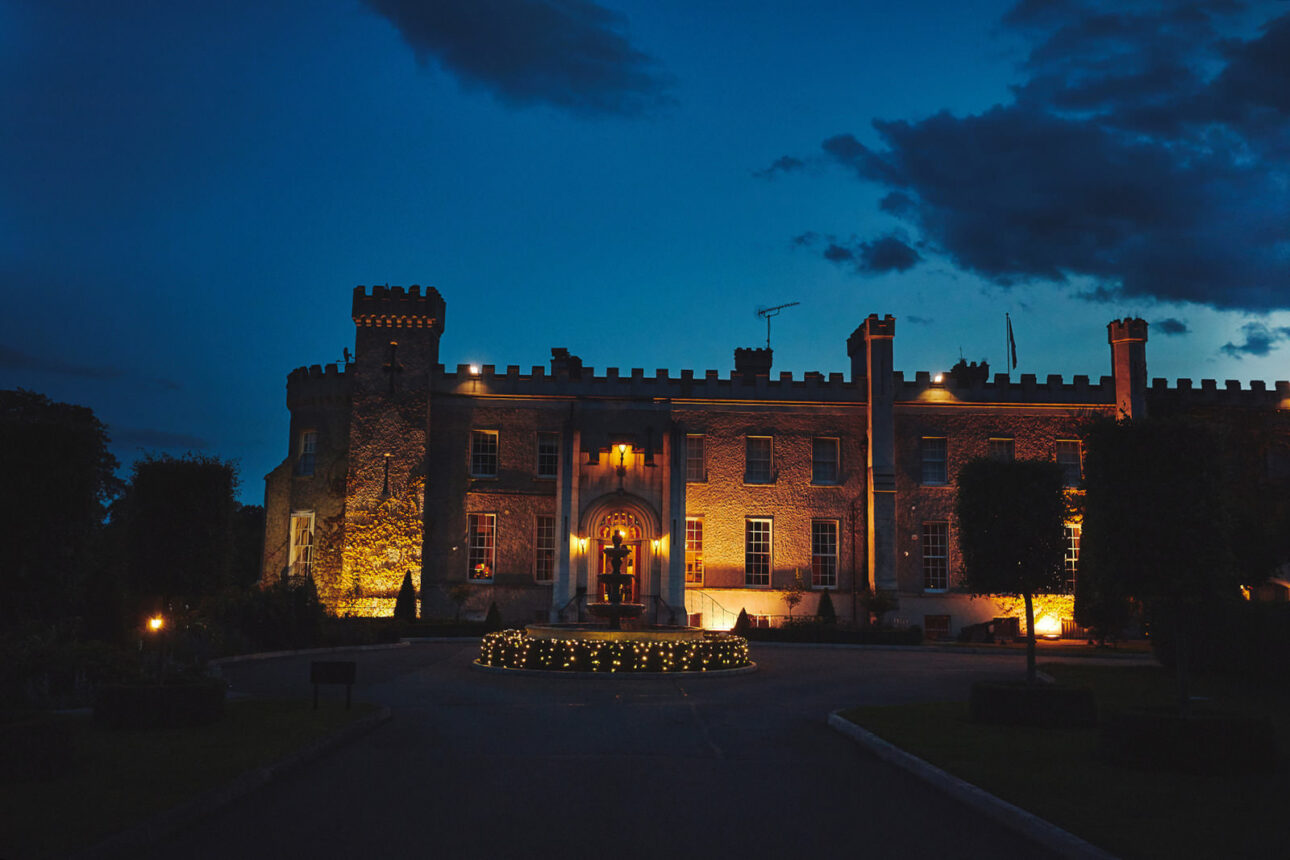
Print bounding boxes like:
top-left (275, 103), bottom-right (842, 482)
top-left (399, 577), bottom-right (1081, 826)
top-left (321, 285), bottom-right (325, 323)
top-left (817, 590), bottom-right (837, 624)
top-left (394, 571), bottom-right (418, 622)
top-left (733, 608), bottom-right (750, 634)
top-left (483, 602), bottom-right (503, 632)
top-left (479, 630), bottom-right (751, 672)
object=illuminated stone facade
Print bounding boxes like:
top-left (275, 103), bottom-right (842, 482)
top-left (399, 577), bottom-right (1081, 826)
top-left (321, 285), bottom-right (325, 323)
top-left (262, 286), bottom-right (1290, 635)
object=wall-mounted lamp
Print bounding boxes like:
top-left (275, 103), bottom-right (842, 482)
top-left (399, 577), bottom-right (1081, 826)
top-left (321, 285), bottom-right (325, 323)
top-left (933, 372), bottom-right (945, 385)
top-left (468, 364), bottom-right (481, 376)
top-left (381, 452), bottom-right (391, 497)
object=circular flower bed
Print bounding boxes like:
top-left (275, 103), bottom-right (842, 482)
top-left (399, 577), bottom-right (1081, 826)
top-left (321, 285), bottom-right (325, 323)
top-left (479, 629), bottom-right (751, 673)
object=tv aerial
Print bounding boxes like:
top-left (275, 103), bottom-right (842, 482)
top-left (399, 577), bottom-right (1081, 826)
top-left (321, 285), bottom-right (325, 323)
top-left (755, 301), bottom-right (800, 349)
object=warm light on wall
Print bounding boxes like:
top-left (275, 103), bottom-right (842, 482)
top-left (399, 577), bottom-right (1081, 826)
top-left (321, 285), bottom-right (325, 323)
top-left (1033, 614), bottom-right (1062, 639)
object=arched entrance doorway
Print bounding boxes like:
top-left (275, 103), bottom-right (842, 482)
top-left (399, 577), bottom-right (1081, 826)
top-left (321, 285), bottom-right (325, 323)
top-left (576, 493), bottom-right (661, 608)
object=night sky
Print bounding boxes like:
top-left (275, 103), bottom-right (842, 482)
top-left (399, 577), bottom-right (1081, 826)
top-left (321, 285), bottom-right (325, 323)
top-left (3, 0), bottom-right (1289, 504)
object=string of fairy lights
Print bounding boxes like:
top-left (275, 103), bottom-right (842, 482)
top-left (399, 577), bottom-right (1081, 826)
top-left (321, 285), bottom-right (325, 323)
top-left (479, 630), bottom-right (751, 673)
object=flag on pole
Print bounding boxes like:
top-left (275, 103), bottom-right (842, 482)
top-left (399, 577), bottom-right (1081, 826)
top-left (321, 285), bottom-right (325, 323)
top-left (1006, 313), bottom-right (1018, 370)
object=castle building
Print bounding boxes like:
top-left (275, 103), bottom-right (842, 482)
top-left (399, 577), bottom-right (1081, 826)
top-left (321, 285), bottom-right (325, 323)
top-left (261, 286), bottom-right (1290, 635)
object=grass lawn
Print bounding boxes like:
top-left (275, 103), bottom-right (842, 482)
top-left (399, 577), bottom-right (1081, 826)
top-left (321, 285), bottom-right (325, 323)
top-left (0, 698), bottom-right (379, 859)
top-left (839, 664), bottom-right (1290, 860)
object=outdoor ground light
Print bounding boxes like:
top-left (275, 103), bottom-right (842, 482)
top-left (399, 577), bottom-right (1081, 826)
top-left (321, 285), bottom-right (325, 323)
top-left (148, 615), bottom-right (164, 632)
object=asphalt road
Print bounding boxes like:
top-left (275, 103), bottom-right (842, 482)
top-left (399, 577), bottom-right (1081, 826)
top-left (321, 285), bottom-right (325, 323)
top-left (147, 642), bottom-right (1063, 859)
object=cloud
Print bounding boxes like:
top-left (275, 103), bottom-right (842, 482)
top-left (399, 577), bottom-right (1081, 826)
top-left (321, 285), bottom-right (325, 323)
top-left (362, 0), bottom-right (671, 116)
top-left (803, 2), bottom-right (1290, 311)
top-left (754, 155), bottom-right (805, 179)
top-left (907, 315), bottom-right (934, 325)
top-left (0, 345), bottom-right (123, 380)
top-left (818, 234), bottom-right (922, 275)
top-left (0, 344), bottom-right (182, 390)
top-left (1154, 317), bottom-right (1190, 336)
top-left (108, 426), bottom-right (211, 451)
top-left (1220, 322), bottom-right (1290, 358)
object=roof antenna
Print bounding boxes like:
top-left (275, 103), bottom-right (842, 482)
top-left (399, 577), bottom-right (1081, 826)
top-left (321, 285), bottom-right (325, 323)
top-left (755, 301), bottom-right (801, 349)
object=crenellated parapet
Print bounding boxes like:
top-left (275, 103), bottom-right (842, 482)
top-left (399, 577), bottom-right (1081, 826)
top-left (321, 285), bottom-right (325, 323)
top-left (287, 362), bottom-right (350, 408)
top-left (895, 371), bottom-right (1118, 406)
top-left (1148, 377), bottom-right (1290, 409)
top-left (352, 284), bottom-right (446, 331)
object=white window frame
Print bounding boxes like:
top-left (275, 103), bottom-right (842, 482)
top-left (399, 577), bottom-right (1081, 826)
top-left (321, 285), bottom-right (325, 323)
top-left (288, 511), bottom-right (315, 579)
top-left (536, 432), bottom-right (559, 480)
top-left (745, 436), bottom-right (773, 484)
top-left (468, 513), bottom-right (496, 580)
top-left (1064, 522), bottom-right (1082, 593)
top-left (922, 521), bottom-right (949, 591)
top-left (685, 517), bottom-right (704, 585)
top-left (812, 437), bottom-right (840, 484)
top-left (470, 430), bottom-right (499, 478)
top-left (745, 518), bottom-right (772, 586)
top-left (686, 434), bottom-right (706, 483)
top-left (534, 514), bottom-right (555, 582)
top-left (921, 437), bottom-right (948, 485)
top-left (811, 519), bottom-right (839, 588)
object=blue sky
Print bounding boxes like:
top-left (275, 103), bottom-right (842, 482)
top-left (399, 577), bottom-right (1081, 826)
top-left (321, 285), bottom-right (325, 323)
top-left (3, 0), bottom-right (1289, 504)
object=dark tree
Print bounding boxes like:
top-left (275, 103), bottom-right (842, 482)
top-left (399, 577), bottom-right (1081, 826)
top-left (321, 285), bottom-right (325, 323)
top-left (0, 390), bottom-right (121, 631)
top-left (955, 458), bottom-right (1068, 684)
top-left (1081, 417), bottom-right (1229, 711)
top-left (230, 504), bottom-right (266, 590)
top-left (117, 454), bottom-right (239, 611)
top-left (817, 588), bottom-right (837, 624)
top-left (394, 570), bottom-right (417, 621)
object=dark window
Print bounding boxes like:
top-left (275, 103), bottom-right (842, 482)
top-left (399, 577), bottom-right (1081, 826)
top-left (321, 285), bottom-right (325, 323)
top-left (536, 432), bottom-right (559, 479)
top-left (535, 515), bottom-right (555, 582)
top-left (988, 437), bottom-right (1014, 462)
top-left (1056, 440), bottom-right (1082, 487)
top-left (470, 430), bottom-right (498, 478)
top-left (296, 430), bottom-right (317, 476)
top-left (746, 437), bottom-right (773, 483)
top-left (921, 437), bottom-right (947, 485)
top-left (686, 435), bottom-right (705, 483)
top-left (812, 437), bottom-right (839, 484)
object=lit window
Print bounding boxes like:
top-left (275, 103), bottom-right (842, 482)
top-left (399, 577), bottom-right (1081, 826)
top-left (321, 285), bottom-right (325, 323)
top-left (288, 511), bottom-right (314, 579)
top-left (686, 435), bottom-right (705, 483)
top-left (470, 430), bottom-right (498, 478)
top-left (535, 515), bottom-right (555, 582)
top-left (296, 430), bottom-right (317, 476)
top-left (1056, 440), bottom-right (1082, 487)
top-left (745, 518), bottom-right (772, 586)
top-left (922, 522), bottom-right (948, 591)
top-left (812, 437), bottom-right (840, 484)
top-left (1064, 522), bottom-right (1081, 593)
top-left (988, 437), bottom-right (1014, 462)
top-left (746, 436), bottom-right (773, 483)
top-left (468, 513), bottom-right (496, 580)
top-left (921, 437), bottom-right (948, 485)
top-left (536, 432), bottom-right (559, 479)
top-left (685, 518), bottom-right (704, 585)
top-left (811, 520), bottom-right (838, 587)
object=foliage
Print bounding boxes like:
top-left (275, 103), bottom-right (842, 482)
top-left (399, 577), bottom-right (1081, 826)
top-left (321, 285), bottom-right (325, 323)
top-left (1080, 417), bottom-right (1228, 709)
top-left (733, 607), bottom-right (751, 634)
top-left (781, 571), bottom-right (807, 618)
top-left (394, 571), bottom-right (418, 621)
top-left (201, 577), bottom-right (325, 654)
top-left (858, 588), bottom-right (898, 626)
top-left (0, 621), bottom-right (136, 710)
top-left (817, 589), bottom-right (837, 624)
top-left (0, 390), bottom-right (121, 631)
top-left (114, 454), bottom-right (240, 611)
top-left (483, 601), bottom-right (503, 632)
top-left (479, 629), bottom-right (750, 672)
top-left (955, 458), bottom-right (1067, 683)
top-left (448, 583), bottom-right (472, 622)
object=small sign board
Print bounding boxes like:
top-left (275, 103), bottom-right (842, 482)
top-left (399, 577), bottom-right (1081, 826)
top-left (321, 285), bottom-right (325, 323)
top-left (310, 660), bottom-right (357, 709)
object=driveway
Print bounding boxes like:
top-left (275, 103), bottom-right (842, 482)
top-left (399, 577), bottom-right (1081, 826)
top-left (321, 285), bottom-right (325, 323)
top-left (146, 642), bottom-right (1069, 859)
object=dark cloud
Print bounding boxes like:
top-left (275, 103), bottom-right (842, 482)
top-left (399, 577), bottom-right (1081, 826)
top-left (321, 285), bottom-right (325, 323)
top-left (823, 243), bottom-right (853, 263)
top-left (0, 345), bottom-right (123, 380)
top-left (907, 315), bottom-right (934, 325)
top-left (804, 2), bottom-right (1290, 311)
top-left (1220, 322), bottom-right (1290, 358)
top-left (813, 233), bottom-right (922, 275)
top-left (754, 155), bottom-right (805, 179)
top-left (1154, 317), bottom-right (1190, 336)
top-left (0, 344), bottom-right (181, 390)
top-left (362, 0), bottom-right (671, 116)
top-left (790, 231), bottom-right (820, 247)
top-left (108, 426), bottom-right (211, 451)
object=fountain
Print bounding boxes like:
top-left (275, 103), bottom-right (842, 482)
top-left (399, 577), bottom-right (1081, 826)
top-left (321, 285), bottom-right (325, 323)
top-left (478, 530), bottom-right (751, 674)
